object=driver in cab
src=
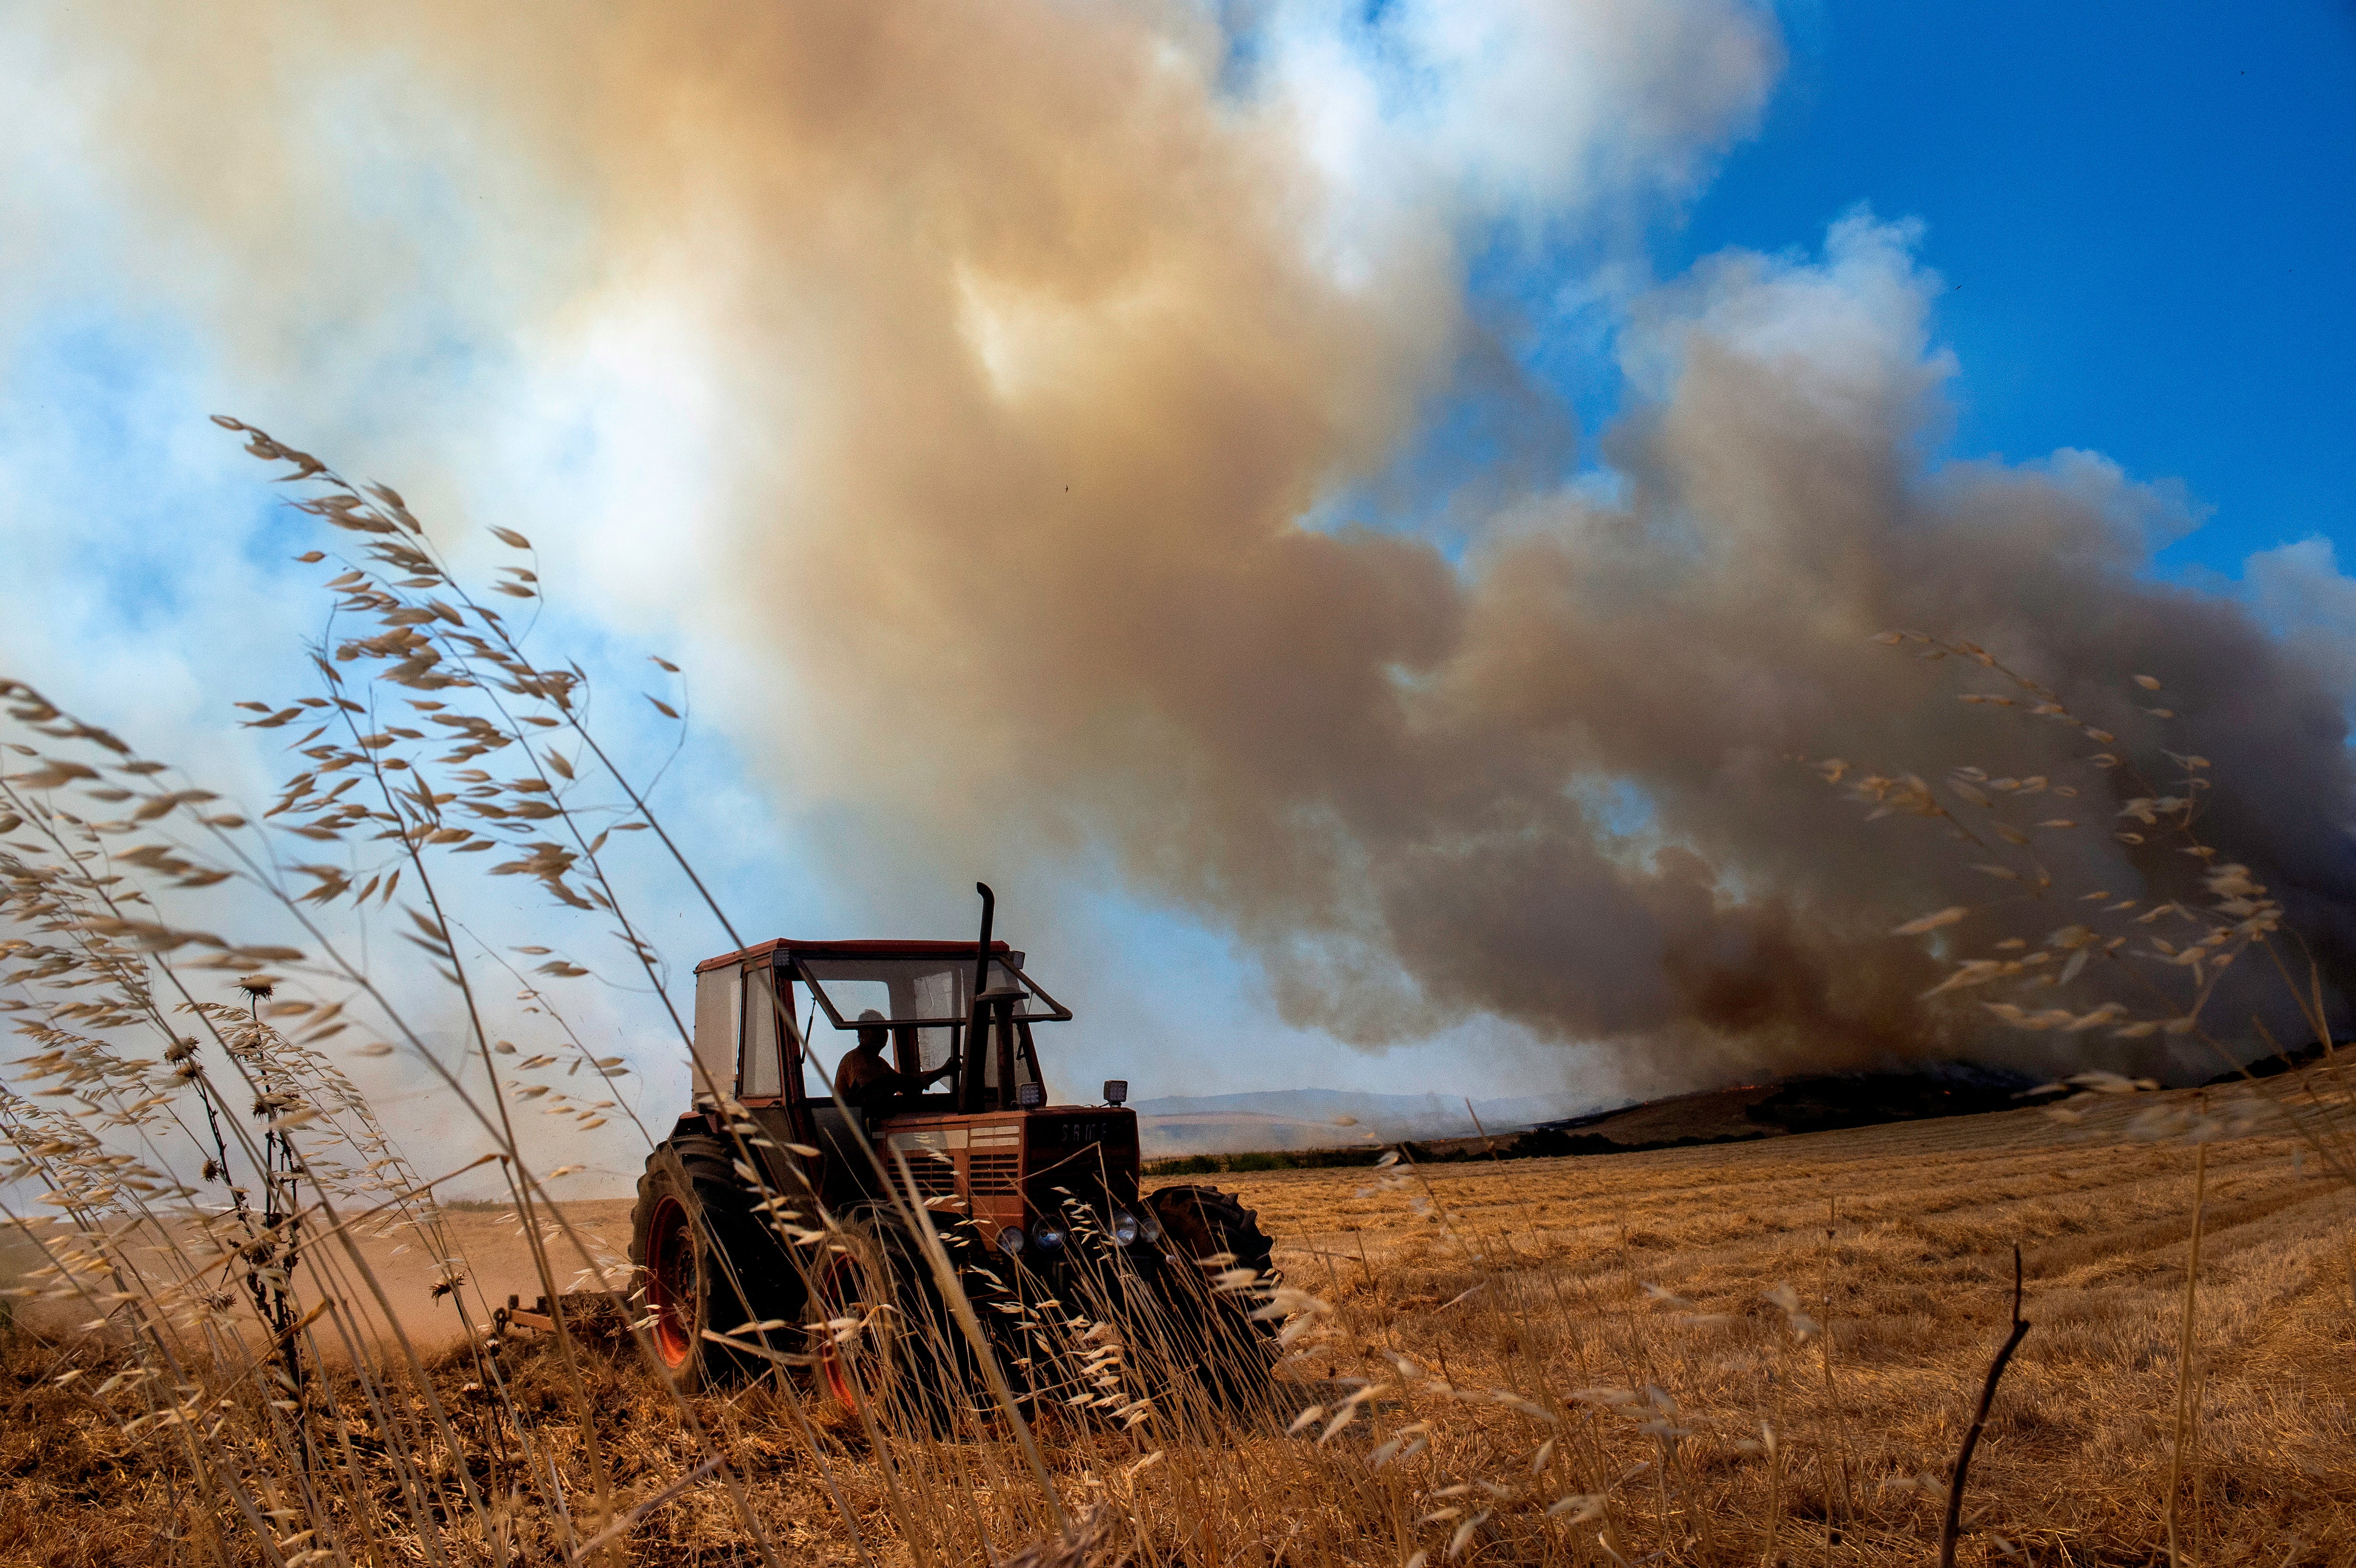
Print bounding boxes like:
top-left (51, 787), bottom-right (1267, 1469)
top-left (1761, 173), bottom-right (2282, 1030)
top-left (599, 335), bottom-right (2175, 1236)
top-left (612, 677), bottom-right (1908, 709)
top-left (836, 1009), bottom-right (956, 1116)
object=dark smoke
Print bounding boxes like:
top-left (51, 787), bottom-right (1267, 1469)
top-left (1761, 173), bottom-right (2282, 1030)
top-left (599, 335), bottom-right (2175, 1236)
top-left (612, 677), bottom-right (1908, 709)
top-left (751, 215), bottom-right (2356, 1083)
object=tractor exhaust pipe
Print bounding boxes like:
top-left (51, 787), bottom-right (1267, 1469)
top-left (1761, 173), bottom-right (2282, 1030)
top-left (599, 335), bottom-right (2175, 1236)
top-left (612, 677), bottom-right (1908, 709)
top-left (960, 882), bottom-right (995, 1112)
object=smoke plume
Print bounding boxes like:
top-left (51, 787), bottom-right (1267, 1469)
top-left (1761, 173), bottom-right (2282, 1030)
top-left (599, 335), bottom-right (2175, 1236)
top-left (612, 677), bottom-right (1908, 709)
top-left (15, 2), bottom-right (2355, 1085)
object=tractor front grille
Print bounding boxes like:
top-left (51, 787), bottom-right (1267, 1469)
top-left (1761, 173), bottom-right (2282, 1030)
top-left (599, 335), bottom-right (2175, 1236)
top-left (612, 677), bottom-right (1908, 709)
top-left (905, 1154), bottom-right (958, 1198)
top-left (967, 1152), bottom-right (1020, 1194)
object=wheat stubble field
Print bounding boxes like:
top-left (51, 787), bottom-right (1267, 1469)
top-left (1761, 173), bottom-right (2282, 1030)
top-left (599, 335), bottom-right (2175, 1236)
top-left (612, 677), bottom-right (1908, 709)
top-left (1224, 1091), bottom-right (2356, 1559)
top-left (9, 1083), bottom-right (2350, 1568)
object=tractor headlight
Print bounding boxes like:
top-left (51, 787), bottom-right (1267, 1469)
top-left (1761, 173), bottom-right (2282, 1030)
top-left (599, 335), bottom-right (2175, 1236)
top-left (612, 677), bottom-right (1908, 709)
top-left (996, 1225), bottom-right (1025, 1256)
top-left (1138, 1209), bottom-right (1162, 1243)
top-left (1109, 1209), bottom-right (1140, 1247)
top-left (1029, 1218), bottom-right (1067, 1253)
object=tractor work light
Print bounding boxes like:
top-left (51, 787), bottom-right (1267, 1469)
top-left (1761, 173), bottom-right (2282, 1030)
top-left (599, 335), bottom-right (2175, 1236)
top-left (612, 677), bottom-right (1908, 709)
top-left (996, 1225), bottom-right (1025, 1256)
top-left (1109, 1209), bottom-right (1141, 1247)
top-left (1016, 1081), bottom-right (1045, 1108)
top-left (1030, 1217), bottom-right (1068, 1252)
top-left (1102, 1079), bottom-right (1128, 1106)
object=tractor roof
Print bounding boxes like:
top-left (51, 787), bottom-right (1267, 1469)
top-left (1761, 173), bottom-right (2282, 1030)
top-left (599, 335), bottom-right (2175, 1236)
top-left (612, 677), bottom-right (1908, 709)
top-left (693, 938), bottom-right (1014, 975)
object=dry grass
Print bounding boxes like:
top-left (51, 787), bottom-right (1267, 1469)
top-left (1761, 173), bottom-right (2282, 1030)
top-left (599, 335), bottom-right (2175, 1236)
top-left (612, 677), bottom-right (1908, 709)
top-left (4, 428), bottom-right (2353, 1566)
top-left (1208, 1093), bottom-right (2356, 1560)
top-left (6, 1093), bottom-right (2354, 1564)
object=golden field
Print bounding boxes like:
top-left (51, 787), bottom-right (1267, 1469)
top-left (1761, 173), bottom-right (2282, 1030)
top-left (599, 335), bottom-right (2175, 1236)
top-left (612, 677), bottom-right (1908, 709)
top-left (6, 1078), bottom-right (2347, 1567)
top-left (1219, 1088), bottom-right (2354, 1562)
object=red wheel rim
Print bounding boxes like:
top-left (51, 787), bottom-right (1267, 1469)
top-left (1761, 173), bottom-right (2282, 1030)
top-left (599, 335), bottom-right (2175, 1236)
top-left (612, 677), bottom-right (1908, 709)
top-left (645, 1194), bottom-right (696, 1369)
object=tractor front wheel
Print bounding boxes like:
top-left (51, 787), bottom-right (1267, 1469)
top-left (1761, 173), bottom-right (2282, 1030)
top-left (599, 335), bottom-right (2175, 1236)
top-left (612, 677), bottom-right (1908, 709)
top-left (804, 1207), bottom-right (986, 1430)
top-left (1141, 1184), bottom-right (1281, 1405)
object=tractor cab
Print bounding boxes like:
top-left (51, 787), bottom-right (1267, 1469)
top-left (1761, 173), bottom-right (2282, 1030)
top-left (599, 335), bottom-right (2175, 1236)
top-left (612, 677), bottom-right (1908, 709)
top-left (677, 916), bottom-right (1145, 1259)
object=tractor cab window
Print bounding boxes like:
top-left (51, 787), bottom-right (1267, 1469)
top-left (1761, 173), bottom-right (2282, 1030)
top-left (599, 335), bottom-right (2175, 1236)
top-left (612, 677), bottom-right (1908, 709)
top-left (798, 953), bottom-right (1059, 1020)
top-left (800, 960), bottom-right (973, 1075)
top-left (800, 955), bottom-right (1062, 1025)
top-left (740, 967), bottom-right (786, 1098)
top-left (794, 952), bottom-right (1070, 1105)
top-left (690, 966), bottom-right (740, 1104)
top-left (690, 962), bottom-right (794, 1102)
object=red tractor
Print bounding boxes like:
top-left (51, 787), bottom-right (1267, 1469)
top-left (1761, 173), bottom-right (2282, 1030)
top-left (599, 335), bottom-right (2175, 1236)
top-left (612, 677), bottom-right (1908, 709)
top-left (628, 886), bottom-right (1278, 1413)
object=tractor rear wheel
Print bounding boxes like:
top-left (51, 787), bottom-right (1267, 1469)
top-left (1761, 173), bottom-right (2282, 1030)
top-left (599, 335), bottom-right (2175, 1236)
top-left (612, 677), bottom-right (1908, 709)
top-left (1141, 1184), bottom-right (1281, 1404)
top-left (629, 1131), bottom-right (802, 1388)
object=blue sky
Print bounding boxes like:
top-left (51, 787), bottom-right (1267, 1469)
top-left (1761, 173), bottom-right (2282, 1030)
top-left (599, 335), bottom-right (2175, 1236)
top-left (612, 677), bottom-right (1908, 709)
top-left (1657, 3), bottom-right (2354, 582)
top-left (3, 3), bottom-right (2353, 1188)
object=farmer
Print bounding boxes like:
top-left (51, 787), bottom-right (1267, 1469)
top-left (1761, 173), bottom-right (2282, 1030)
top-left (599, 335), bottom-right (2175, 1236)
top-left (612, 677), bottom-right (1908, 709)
top-left (835, 1008), bottom-right (955, 1115)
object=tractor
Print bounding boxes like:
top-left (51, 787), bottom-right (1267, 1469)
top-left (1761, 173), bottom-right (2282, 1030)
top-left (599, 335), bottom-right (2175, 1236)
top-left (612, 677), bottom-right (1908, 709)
top-left (627, 886), bottom-right (1279, 1416)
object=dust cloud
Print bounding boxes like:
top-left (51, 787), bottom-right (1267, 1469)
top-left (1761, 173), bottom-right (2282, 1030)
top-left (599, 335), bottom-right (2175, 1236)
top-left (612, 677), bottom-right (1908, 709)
top-left (25, 3), bottom-right (2353, 1084)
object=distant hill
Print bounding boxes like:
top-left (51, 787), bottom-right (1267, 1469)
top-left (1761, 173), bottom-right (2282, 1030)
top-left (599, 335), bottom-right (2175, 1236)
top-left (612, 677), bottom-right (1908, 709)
top-left (1507, 1063), bottom-right (2039, 1159)
top-left (2203, 1037), bottom-right (2332, 1086)
top-left (1130, 1087), bottom-right (1592, 1157)
top-left (1133, 1067), bottom-right (2051, 1163)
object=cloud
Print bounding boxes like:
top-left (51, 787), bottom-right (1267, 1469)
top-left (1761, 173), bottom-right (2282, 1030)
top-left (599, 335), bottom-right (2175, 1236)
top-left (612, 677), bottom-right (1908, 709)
top-left (2247, 537), bottom-right (2356, 696)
